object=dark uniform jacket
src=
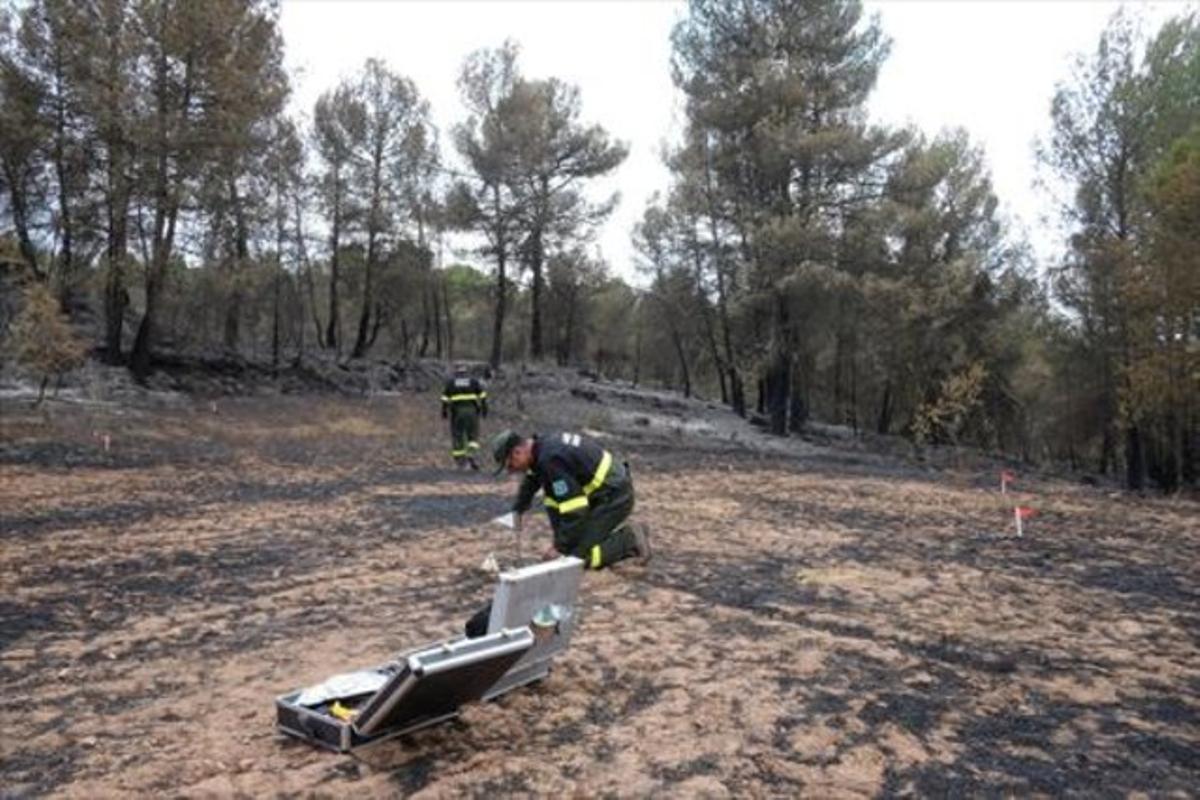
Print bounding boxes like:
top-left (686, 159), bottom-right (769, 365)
top-left (440, 376), bottom-right (487, 417)
top-left (511, 432), bottom-right (627, 531)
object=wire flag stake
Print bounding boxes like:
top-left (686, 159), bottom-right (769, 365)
top-left (1014, 506), bottom-right (1036, 537)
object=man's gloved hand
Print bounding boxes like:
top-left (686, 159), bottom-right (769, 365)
top-left (441, 407), bottom-right (447, 419)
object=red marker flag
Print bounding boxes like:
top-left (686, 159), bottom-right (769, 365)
top-left (1000, 470), bottom-right (1015, 493)
top-left (1013, 506), bottom-right (1036, 537)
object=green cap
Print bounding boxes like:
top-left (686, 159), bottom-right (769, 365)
top-left (489, 429), bottom-right (522, 475)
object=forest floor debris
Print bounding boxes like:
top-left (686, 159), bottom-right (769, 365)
top-left (2, 377), bottom-right (1197, 797)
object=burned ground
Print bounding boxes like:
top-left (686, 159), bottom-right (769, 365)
top-left (1, 380), bottom-right (1197, 798)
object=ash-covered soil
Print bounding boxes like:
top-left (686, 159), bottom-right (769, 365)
top-left (2, 374), bottom-right (1198, 798)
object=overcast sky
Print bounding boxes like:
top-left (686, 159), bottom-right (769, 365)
top-left (279, 0), bottom-right (1191, 283)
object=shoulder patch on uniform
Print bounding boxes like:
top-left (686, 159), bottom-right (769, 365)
top-left (552, 479), bottom-right (569, 497)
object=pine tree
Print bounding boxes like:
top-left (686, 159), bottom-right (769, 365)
top-left (671, 0), bottom-right (900, 433)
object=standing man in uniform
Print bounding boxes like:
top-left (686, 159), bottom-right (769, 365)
top-left (441, 364), bottom-right (487, 470)
top-left (489, 429), bottom-right (652, 569)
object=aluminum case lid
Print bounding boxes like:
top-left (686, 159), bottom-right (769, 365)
top-left (352, 627), bottom-right (533, 737)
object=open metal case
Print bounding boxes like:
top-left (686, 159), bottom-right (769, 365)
top-left (275, 556), bottom-right (584, 752)
top-left (482, 556), bottom-right (584, 699)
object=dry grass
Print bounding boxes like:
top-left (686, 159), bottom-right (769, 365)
top-left (1, 392), bottom-right (1197, 798)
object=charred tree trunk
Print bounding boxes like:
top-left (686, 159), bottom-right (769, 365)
top-left (632, 309), bottom-right (642, 387)
top-left (528, 178), bottom-right (551, 361)
top-left (1099, 420), bottom-right (1116, 476)
top-left (130, 261), bottom-right (163, 379)
top-left (419, 290), bottom-right (431, 357)
top-left (271, 267), bottom-right (281, 367)
top-left (671, 322), bottom-right (691, 399)
top-left (712, 340), bottom-right (728, 405)
top-left (703, 138), bottom-right (745, 418)
top-left (102, 175), bottom-right (130, 364)
top-left (442, 275), bottom-right (454, 361)
top-left (765, 294), bottom-right (791, 436)
top-left (292, 196), bottom-right (323, 350)
top-left (849, 337), bottom-right (859, 433)
top-left (368, 302), bottom-right (384, 348)
top-left (489, 186), bottom-right (508, 370)
top-left (764, 352), bottom-right (791, 436)
top-left (325, 167), bottom-right (343, 355)
top-left (4, 169), bottom-right (40, 277)
top-left (130, 34), bottom-right (189, 381)
top-left (352, 145), bottom-right (385, 359)
top-left (789, 361), bottom-right (807, 434)
top-left (132, 166), bottom-right (182, 379)
top-left (350, 262), bottom-right (374, 358)
top-left (528, 229), bottom-right (545, 361)
top-left (49, 46), bottom-right (75, 292)
top-left (432, 285), bottom-right (443, 358)
top-left (686, 218), bottom-right (726, 404)
top-left (557, 286), bottom-right (577, 367)
top-left (271, 189), bottom-right (285, 369)
top-left (698, 289), bottom-right (726, 404)
top-left (1125, 422), bottom-right (1145, 491)
top-left (833, 330), bottom-right (844, 425)
top-left (729, 370), bottom-right (745, 418)
top-left (224, 179), bottom-right (249, 353)
top-left (877, 380), bottom-right (894, 435)
top-left (99, 8), bottom-right (129, 363)
top-left (490, 258), bottom-right (507, 369)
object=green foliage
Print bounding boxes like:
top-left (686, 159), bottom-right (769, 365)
top-left (5, 282), bottom-right (86, 401)
top-left (1040, 9), bottom-right (1200, 488)
top-left (444, 263), bottom-right (491, 294)
top-left (1122, 126), bottom-right (1200, 488)
top-left (451, 41), bottom-right (626, 363)
top-left (0, 36), bottom-right (46, 276)
top-left (670, 0), bottom-right (909, 428)
top-left (911, 362), bottom-right (988, 445)
top-left (657, 0), bottom-right (1035, 442)
top-left (0, 0), bottom-right (1193, 490)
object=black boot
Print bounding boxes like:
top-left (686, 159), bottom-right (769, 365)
top-left (631, 522), bottom-right (653, 564)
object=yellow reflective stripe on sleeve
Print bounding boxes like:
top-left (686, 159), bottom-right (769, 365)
top-left (451, 449), bottom-right (467, 456)
top-left (447, 393), bottom-right (481, 402)
top-left (543, 494), bottom-right (588, 512)
top-left (583, 451), bottom-right (613, 495)
top-left (557, 496), bottom-right (589, 514)
top-left (590, 545), bottom-right (602, 569)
